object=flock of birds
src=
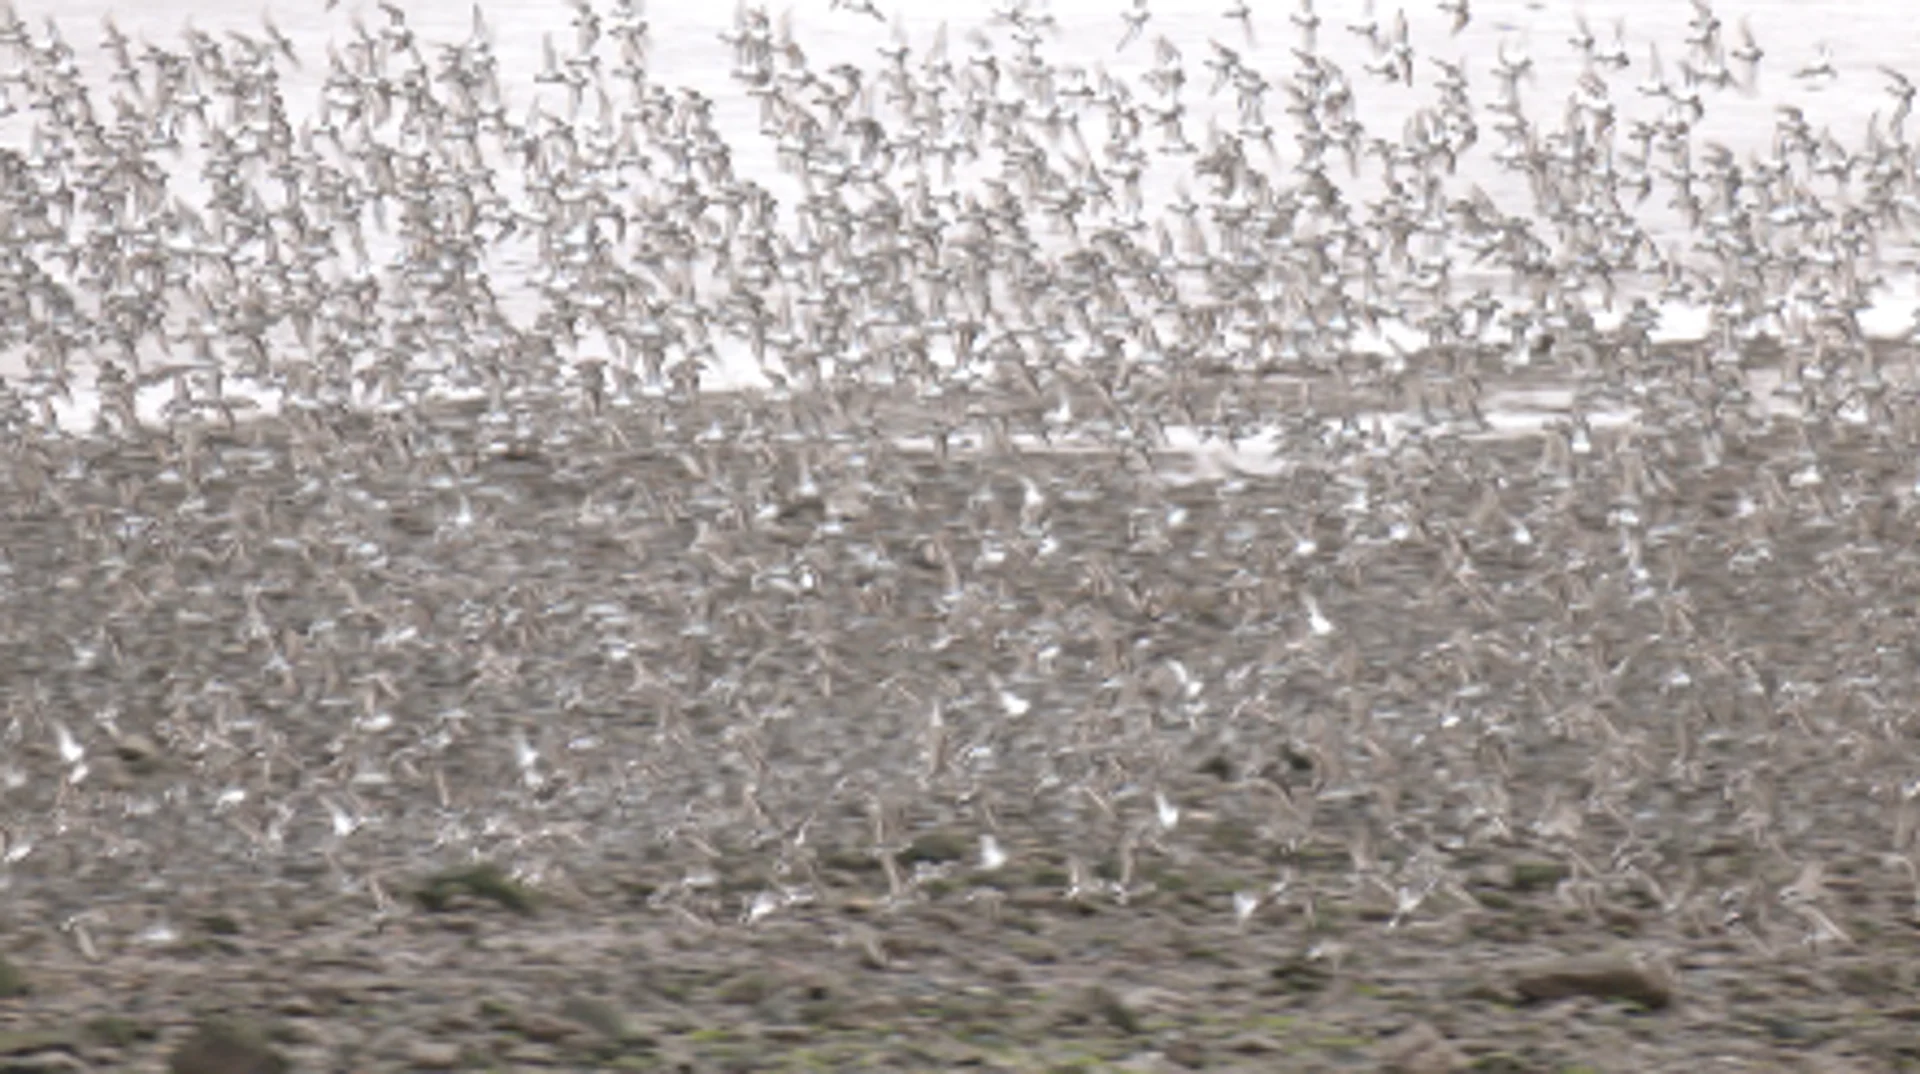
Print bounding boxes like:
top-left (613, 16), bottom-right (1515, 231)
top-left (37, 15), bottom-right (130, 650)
top-left (2, 0), bottom-right (1920, 965)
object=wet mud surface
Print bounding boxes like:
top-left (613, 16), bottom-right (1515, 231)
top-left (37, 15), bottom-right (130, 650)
top-left (0, 390), bottom-right (1917, 1072)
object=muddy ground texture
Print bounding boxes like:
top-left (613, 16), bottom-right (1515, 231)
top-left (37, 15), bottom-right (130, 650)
top-left (3, 368), bottom-right (1920, 1073)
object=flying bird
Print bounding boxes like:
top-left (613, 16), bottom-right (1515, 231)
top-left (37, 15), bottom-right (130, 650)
top-left (1223, 0), bottom-right (1254, 46)
top-left (1118, 0), bottom-right (1151, 52)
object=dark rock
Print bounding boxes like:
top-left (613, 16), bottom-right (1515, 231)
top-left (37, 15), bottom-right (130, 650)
top-left (901, 830), bottom-right (970, 867)
top-left (0, 958), bottom-right (27, 999)
top-left (557, 995), bottom-right (631, 1042)
top-left (1378, 1021), bottom-right (1467, 1073)
top-left (412, 862), bottom-right (537, 916)
top-left (1510, 953), bottom-right (1676, 1010)
top-left (112, 733), bottom-right (165, 776)
top-left (0, 1031), bottom-right (77, 1058)
top-left (165, 1017), bottom-right (289, 1074)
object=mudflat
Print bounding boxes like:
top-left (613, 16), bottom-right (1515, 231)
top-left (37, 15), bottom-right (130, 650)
top-left (0, 391), bottom-right (1913, 1074)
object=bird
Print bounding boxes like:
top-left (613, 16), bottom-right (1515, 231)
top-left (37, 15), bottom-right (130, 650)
top-left (1223, 0), bottom-right (1255, 45)
top-left (1794, 42), bottom-right (1838, 84)
top-left (1117, 0), bottom-right (1151, 52)
top-left (0, 6), bottom-right (1905, 1046)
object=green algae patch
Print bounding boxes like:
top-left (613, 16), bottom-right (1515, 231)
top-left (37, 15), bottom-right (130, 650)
top-left (414, 862), bottom-right (538, 916)
top-left (165, 1017), bottom-right (289, 1074)
top-left (0, 1029), bottom-right (77, 1054)
top-left (83, 1015), bottom-right (156, 1047)
top-left (0, 956), bottom-right (27, 999)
